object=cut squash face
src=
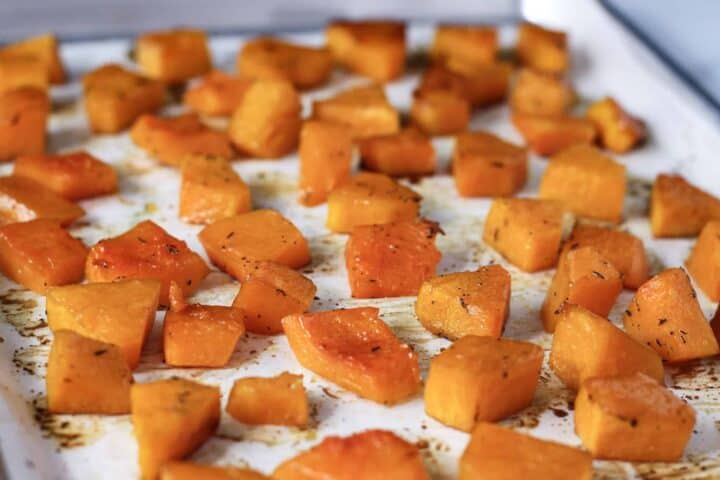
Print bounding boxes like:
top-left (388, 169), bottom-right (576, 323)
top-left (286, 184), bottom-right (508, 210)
top-left (298, 120), bottom-right (353, 206)
top-left (226, 372), bottom-right (308, 427)
top-left (0, 33), bottom-right (66, 84)
top-left (586, 97), bottom-right (646, 153)
top-left (359, 128), bottom-right (436, 177)
top-left (0, 86), bottom-right (49, 162)
top-left (0, 175), bottom-right (85, 226)
top-left (430, 25), bottom-right (497, 70)
top-left (410, 88), bottom-right (470, 136)
top-left (183, 70), bottom-right (253, 117)
top-left (516, 22), bottom-right (569, 74)
top-left (686, 220), bottom-right (720, 301)
top-left (510, 68), bottom-right (575, 116)
top-left (512, 112), bottom-right (596, 156)
top-left (651, 174), bottom-right (720, 238)
top-left (161, 462), bottom-right (270, 480)
top-left (136, 29), bottom-right (212, 84)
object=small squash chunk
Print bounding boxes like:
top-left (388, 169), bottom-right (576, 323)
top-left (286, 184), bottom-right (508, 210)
top-left (452, 131), bottom-right (527, 197)
top-left (0, 176), bottom-right (84, 226)
top-left (512, 112), bottom-right (597, 156)
top-left (650, 174), bottom-right (720, 238)
top-left (47, 330), bottom-right (132, 414)
top-left (431, 25), bottom-right (497, 69)
top-left (623, 268), bottom-right (719, 362)
top-left (298, 120), bottom-right (353, 206)
top-left (483, 198), bottom-right (564, 272)
top-left (237, 37), bottom-right (333, 89)
top-left (687, 221), bottom-right (720, 301)
top-left (85, 220), bottom-right (209, 305)
top-left (0, 33), bottom-right (65, 84)
top-left (13, 151), bottom-right (118, 200)
top-left (183, 71), bottom-right (252, 117)
top-left (282, 307), bottom-right (421, 404)
top-left (179, 154), bottom-right (251, 224)
top-left (425, 336), bottom-right (543, 431)
top-left (562, 224), bottom-right (648, 289)
top-left (229, 80), bottom-right (301, 158)
top-left (415, 265), bottom-right (511, 340)
top-left (587, 97), bottom-right (646, 153)
top-left (418, 63), bottom-right (511, 108)
top-left (345, 219), bottom-right (441, 298)
top-left (131, 378), bottom-right (220, 480)
top-left (326, 20), bottom-right (406, 82)
top-left (0, 55), bottom-right (47, 94)
top-left (199, 209), bottom-right (311, 270)
top-left (359, 128), bottom-right (436, 177)
top-left (540, 144), bottom-right (626, 223)
top-left (161, 462), bottom-right (270, 480)
top-left (516, 22), bottom-right (569, 74)
top-left (510, 68), bottom-right (575, 116)
top-left (312, 85), bottom-right (400, 140)
top-left (326, 172), bottom-right (420, 233)
top-left (460, 422), bottom-right (592, 480)
top-left (226, 372), bottom-right (308, 427)
top-left (0, 87), bottom-right (48, 161)
top-left (541, 247), bottom-right (622, 332)
top-left (410, 88), bottom-right (471, 136)
top-left (575, 373), bottom-right (695, 461)
top-left (550, 305), bottom-right (664, 391)
top-left (136, 29), bottom-right (211, 84)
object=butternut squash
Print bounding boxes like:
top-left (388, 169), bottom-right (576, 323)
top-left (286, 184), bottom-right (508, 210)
top-left (298, 120), bottom-right (353, 206)
top-left (0, 55), bottom-right (47, 94)
top-left (431, 25), bottom-right (497, 69)
top-left (161, 463), bottom-right (269, 480)
top-left (0, 175), bottom-right (85, 226)
top-left (359, 128), bottom-right (436, 177)
top-left (516, 22), bottom-right (569, 74)
top-left (510, 68), bottom-right (575, 116)
top-left (586, 97), bottom-right (645, 153)
top-left (136, 29), bottom-right (211, 84)
top-left (418, 63), bottom-right (511, 108)
top-left (226, 372), bottom-right (308, 427)
top-left (0, 33), bottom-right (65, 84)
top-left (686, 220), bottom-right (720, 301)
top-left (650, 174), bottom-right (720, 237)
top-left (512, 112), bottom-right (596, 156)
top-left (409, 88), bottom-right (470, 136)
top-left (0, 87), bottom-right (48, 161)
top-left (183, 70), bottom-right (252, 117)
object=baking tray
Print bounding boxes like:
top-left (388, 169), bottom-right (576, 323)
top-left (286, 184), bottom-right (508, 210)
top-left (2, 0), bottom-right (720, 478)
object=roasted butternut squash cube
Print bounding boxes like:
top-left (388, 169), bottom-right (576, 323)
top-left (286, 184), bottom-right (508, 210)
top-left (0, 219), bottom-right (86, 293)
top-left (512, 112), bottom-right (597, 156)
top-left (237, 37), bottom-right (332, 89)
top-left (650, 174), bottom-right (720, 238)
top-left (229, 80), bottom-right (301, 158)
top-left (623, 268), bottom-right (719, 362)
top-left (587, 97), bottom-right (645, 153)
top-left (131, 378), bottom-right (220, 480)
top-left (410, 88), bottom-right (471, 136)
top-left (575, 373), bottom-right (695, 461)
top-left (83, 64), bottom-right (165, 133)
top-left (183, 71), bottom-right (252, 117)
top-left (179, 154), bottom-right (251, 224)
top-left (359, 128), bottom-right (436, 177)
top-left (47, 330), bottom-right (132, 414)
top-left (510, 68), bottom-right (575, 116)
top-left (0, 176), bottom-right (84, 226)
top-left (326, 20), bottom-right (406, 82)
top-left (460, 422), bottom-right (592, 480)
top-left (687, 221), bottom-right (720, 301)
top-left (282, 307), bottom-right (421, 404)
top-left (0, 55), bottom-right (47, 94)
top-left (326, 172), bottom-right (420, 233)
top-left (416, 265), bottom-right (510, 340)
top-left (516, 22), bottom-right (569, 74)
top-left (161, 463), bottom-right (269, 480)
top-left (431, 25), bottom-right (497, 69)
top-left (136, 29), bottom-right (211, 84)
top-left (483, 198), bottom-right (564, 272)
top-left (418, 62), bottom-right (511, 108)
top-left (226, 372), bottom-right (308, 427)
top-left (0, 33), bottom-right (65, 84)
top-left (85, 220), bottom-right (209, 305)
top-left (199, 209), bottom-right (311, 271)
top-left (46, 279), bottom-right (161, 369)
top-left (13, 151), bottom-right (118, 200)
top-left (345, 219), bottom-right (441, 298)
top-left (312, 85), bottom-right (399, 140)
top-left (0, 87), bottom-right (48, 161)
top-left (298, 120), bottom-right (353, 206)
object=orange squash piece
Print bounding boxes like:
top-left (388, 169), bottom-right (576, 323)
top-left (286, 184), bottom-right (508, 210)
top-left (425, 336), bottom-right (543, 431)
top-left (587, 97), bottom-right (646, 153)
top-left (575, 373), bottom-right (695, 461)
top-left (686, 220), bottom-right (720, 301)
top-left (298, 120), bottom-right (353, 206)
top-left (483, 198), bottom-right (564, 272)
top-left (431, 25), bottom-right (497, 69)
top-left (226, 372), bottom-right (308, 427)
top-left (510, 68), bottom-right (575, 116)
top-left (46, 330), bottom-right (132, 414)
top-left (516, 22), bottom-right (569, 74)
top-left (418, 62), bottom-right (511, 108)
top-left (409, 88), bottom-right (470, 136)
top-left (650, 174), bottom-right (720, 238)
top-left (460, 422), bottom-right (592, 480)
top-left (0, 55), bottom-right (47, 94)
top-left (512, 112), bottom-right (597, 156)
top-left (359, 128), bottom-right (436, 177)
top-left (0, 219), bottom-right (86, 293)
top-left (183, 70), bottom-right (252, 117)
top-left (1, 33), bottom-right (65, 84)
top-left (136, 29), bottom-right (211, 84)
top-left (282, 307), bottom-right (421, 404)
top-left (0, 176), bottom-right (85, 226)
top-left (131, 378), bottom-right (220, 480)
top-left (623, 268), bottom-right (719, 362)
top-left (0, 87), bottom-right (48, 161)
top-left (345, 219), bottom-right (441, 298)
top-left (161, 462), bottom-right (269, 480)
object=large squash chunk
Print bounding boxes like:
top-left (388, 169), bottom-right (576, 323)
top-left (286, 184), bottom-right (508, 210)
top-left (586, 97), bottom-right (645, 153)
top-left (298, 120), bottom-right (353, 206)
top-left (686, 221), bottom-right (720, 301)
top-left (326, 173), bottom-right (420, 233)
top-left (623, 268), bottom-right (719, 362)
top-left (650, 174), bottom-right (720, 238)
top-left (516, 22), bottom-right (569, 74)
top-left (274, 430), bottom-right (428, 480)
top-left (226, 372), bottom-right (308, 427)
top-left (282, 307), bottom-right (421, 405)
top-left (460, 422), bottom-right (592, 480)
top-left (510, 68), bottom-right (575, 116)
top-left (418, 63), bottom-right (511, 108)
top-left (199, 209), bottom-right (311, 271)
top-left (452, 131), bottom-right (527, 197)
top-left (575, 373), bottom-right (695, 461)
top-left (540, 144), bottom-right (626, 223)
top-left (550, 305), bottom-right (664, 391)
top-left (0, 33), bottom-right (65, 84)
top-left (183, 70), bottom-right (252, 117)
top-left (136, 29), bottom-right (211, 84)
top-left (410, 88), bottom-right (470, 136)
top-left (0, 176), bottom-right (84, 226)
top-left (0, 219), bottom-right (86, 293)
top-left (359, 128), bottom-right (436, 177)
top-left (512, 113), bottom-right (597, 156)
top-left (345, 219), bottom-right (441, 298)
top-left (85, 221), bottom-right (209, 305)
top-left (46, 330), bottom-right (132, 414)
top-left (0, 55), bottom-right (47, 95)
top-left (0, 87), bottom-right (49, 161)
top-left (482, 198), bottom-right (564, 272)
top-left (131, 378), bottom-right (220, 480)
top-left (541, 246), bottom-right (622, 332)
top-left (425, 336), bottom-right (543, 431)
top-left (431, 25), bottom-right (497, 69)
top-left (46, 279), bottom-right (161, 369)
top-left (415, 265), bottom-right (511, 340)
top-left (161, 463), bottom-right (269, 480)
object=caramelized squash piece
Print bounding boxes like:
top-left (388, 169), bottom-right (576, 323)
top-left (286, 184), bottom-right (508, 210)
top-left (183, 70), bottom-right (252, 117)
top-left (298, 120), bottom-right (353, 206)
top-left (575, 373), bottom-right (695, 461)
top-left (650, 174), bottom-right (720, 238)
top-left (47, 330), bottom-right (132, 414)
top-left (409, 88), bottom-right (470, 136)
top-left (282, 307), bottom-right (421, 404)
top-left (0, 55), bottom-right (47, 94)
top-left (516, 22), bottom-right (569, 74)
top-left (0, 87), bottom-right (48, 161)
top-left (0, 176), bottom-right (84, 226)
top-left (359, 128), bottom-right (435, 177)
top-left (431, 25), bottom-right (497, 69)
top-left (512, 112), bottom-right (596, 156)
top-left (623, 268), bottom-right (719, 362)
top-left (418, 62), bottom-right (511, 108)
top-left (345, 219), bottom-right (441, 298)
top-left (587, 97), bottom-right (645, 153)
top-left (226, 372), bottom-right (308, 426)
top-left (686, 220), bottom-right (720, 301)
top-left (425, 336), bottom-right (543, 431)
top-left (510, 68), bottom-right (575, 116)
top-left (136, 29), bottom-right (211, 84)
top-left (0, 33), bottom-right (65, 84)
top-left (161, 462), bottom-right (269, 480)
